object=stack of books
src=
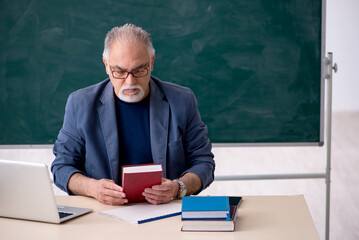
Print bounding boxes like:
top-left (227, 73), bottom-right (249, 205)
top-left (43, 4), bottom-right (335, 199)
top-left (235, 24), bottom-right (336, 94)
top-left (181, 196), bottom-right (242, 232)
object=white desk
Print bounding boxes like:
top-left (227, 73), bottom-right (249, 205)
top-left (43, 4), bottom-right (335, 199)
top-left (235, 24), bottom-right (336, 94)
top-left (0, 195), bottom-right (319, 240)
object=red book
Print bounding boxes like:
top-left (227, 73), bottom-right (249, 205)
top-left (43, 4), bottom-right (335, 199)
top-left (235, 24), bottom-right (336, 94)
top-left (122, 163), bottom-right (163, 203)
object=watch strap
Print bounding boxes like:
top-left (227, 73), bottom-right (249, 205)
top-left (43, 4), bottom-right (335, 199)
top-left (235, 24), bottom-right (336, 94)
top-left (174, 179), bottom-right (187, 199)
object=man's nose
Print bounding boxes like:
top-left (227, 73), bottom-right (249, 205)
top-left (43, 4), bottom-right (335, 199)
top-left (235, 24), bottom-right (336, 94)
top-left (125, 73), bottom-right (137, 85)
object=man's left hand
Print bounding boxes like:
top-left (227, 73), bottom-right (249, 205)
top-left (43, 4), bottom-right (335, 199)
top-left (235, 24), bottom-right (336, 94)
top-left (142, 178), bottom-right (178, 204)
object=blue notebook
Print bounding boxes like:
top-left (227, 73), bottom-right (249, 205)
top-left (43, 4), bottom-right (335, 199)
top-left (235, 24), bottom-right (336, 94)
top-left (181, 196), bottom-right (230, 220)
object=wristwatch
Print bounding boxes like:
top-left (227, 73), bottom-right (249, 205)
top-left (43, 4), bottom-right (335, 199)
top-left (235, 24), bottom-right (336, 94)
top-left (174, 179), bottom-right (187, 199)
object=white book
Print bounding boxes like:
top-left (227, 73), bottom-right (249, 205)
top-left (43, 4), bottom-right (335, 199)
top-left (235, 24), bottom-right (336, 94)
top-left (99, 201), bottom-right (181, 224)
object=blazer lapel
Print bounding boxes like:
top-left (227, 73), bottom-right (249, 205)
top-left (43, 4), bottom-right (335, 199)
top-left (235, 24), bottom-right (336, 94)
top-left (97, 81), bottom-right (120, 182)
top-left (149, 79), bottom-right (169, 178)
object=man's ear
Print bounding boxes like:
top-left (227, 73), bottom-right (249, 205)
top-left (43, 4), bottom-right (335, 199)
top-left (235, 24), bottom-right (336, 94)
top-left (103, 58), bottom-right (109, 75)
top-left (150, 55), bottom-right (155, 70)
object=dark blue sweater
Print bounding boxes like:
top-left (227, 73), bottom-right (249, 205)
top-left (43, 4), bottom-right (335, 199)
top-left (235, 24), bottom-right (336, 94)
top-left (115, 94), bottom-right (153, 179)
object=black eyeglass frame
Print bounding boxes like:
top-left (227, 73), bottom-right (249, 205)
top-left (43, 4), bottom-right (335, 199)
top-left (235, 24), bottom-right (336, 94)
top-left (109, 64), bottom-right (150, 79)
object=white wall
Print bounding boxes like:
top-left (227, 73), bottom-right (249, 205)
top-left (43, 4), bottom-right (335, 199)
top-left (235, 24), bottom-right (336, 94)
top-left (327, 0), bottom-right (359, 112)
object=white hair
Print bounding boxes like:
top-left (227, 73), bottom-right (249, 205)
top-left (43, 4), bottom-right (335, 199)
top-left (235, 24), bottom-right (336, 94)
top-left (103, 23), bottom-right (155, 62)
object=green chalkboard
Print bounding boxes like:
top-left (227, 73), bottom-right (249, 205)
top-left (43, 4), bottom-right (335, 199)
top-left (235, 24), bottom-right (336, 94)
top-left (0, 0), bottom-right (323, 145)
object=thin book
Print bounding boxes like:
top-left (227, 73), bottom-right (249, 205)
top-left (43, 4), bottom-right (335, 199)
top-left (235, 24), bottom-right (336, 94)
top-left (122, 163), bottom-right (162, 203)
top-left (99, 201), bottom-right (181, 224)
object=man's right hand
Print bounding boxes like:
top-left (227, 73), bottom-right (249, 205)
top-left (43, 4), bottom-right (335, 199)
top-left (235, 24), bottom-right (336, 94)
top-left (68, 173), bottom-right (128, 205)
top-left (93, 179), bottom-right (128, 205)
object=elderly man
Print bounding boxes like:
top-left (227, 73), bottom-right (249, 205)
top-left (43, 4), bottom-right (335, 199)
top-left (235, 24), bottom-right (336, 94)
top-left (51, 23), bottom-right (215, 205)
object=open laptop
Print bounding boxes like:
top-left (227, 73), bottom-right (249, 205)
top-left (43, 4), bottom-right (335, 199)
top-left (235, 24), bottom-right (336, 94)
top-left (0, 159), bottom-right (92, 223)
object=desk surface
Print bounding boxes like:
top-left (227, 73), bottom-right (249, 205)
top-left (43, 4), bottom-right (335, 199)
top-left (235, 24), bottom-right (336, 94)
top-left (0, 195), bottom-right (319, 240)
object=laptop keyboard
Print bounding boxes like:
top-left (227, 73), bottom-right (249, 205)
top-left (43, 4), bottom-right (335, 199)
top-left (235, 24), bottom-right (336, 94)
top-left (59, 211), bottom-right (74, 219)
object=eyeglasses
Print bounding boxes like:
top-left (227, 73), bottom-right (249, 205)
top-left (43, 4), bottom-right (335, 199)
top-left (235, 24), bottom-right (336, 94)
top-left (109, 64), bottom-right (150, 79)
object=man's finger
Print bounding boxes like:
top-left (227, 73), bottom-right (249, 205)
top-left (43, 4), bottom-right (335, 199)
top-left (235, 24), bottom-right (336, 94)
top-left (102, 179), bottom-right (123, 191)
top-left (102, 195), bottom-right (128, 205)
top-left (151, 184), bottom-right (170, 191)
top-left (97, 179), bottom-right (126, 199)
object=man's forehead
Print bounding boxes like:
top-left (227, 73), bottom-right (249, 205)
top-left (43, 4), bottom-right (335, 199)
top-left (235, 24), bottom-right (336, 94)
top-left (110, 41), bottom-right (148, 58)
top-left (111, 40), bottom-right (146, 52)
top-left (108, 41), bottom-right (150, 66)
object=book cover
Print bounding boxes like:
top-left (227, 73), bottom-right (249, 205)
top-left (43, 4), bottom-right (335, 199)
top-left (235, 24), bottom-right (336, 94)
top-left (181, 196), bottom-right (230, 220)
top-left (122, 163), bottom-right (163, 203)
top-left (99, 201), bottom-right (181, 224)
top-left (181, 196), bottom-right (242, 232)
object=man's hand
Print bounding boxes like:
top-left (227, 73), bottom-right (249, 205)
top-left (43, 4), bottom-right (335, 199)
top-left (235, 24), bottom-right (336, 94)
top-left (142, 178), bottom-right (178, 205)
top-left (142, 173), bottom-right (203, 205)
top-left (93, 179), bottom-right (128, 205)
top-left (68, 173), bottom-right (128, 206)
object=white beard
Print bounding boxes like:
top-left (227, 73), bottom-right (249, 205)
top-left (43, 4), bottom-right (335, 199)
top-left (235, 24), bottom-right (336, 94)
top-left (117, 84), bottom-right (145, 103)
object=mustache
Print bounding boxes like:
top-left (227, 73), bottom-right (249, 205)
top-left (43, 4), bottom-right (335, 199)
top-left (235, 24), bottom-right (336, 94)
top-left (121, 85), bottom-right (141, 91)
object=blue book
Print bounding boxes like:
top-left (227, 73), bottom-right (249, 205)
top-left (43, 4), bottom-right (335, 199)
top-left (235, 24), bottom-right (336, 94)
top-left (181, 196), bottom-right (230, 220)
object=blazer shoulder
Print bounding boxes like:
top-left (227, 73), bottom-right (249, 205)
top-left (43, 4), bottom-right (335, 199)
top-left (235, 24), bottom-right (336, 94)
top-left (67, 79), bottom-right (112, 109)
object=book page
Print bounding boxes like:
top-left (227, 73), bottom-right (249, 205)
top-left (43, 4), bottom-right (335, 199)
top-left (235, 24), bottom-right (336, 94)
top-left (99, 201), bottom-right (181, 224)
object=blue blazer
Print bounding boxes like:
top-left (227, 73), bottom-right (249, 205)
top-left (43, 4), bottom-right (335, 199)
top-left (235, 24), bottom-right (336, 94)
top-left (51, 76), bottom-right (215, 194)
